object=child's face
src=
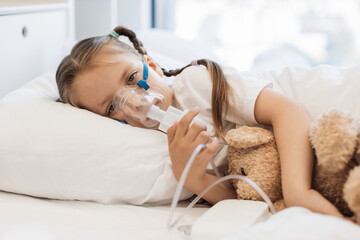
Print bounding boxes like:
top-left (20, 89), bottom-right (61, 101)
top-left (71, 46), bottom-right (173, 128)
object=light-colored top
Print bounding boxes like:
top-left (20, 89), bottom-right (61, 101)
top-left (172, 65), bottom-right (272, 136)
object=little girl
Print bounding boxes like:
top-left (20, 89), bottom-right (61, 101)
top-left (56, 25), bottom-right (354, 219)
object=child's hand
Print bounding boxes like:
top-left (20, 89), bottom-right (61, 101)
top-left (167, 108), bottom-right (219, 194)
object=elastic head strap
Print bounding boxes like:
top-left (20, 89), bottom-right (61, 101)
top-left (136, 59), bottom-right (150, 90)
top-left (110, 30), bottom-right (149, 90)
top-left (142, 58), bottom-right (148, 81)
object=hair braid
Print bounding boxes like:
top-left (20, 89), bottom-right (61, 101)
top-left (161, 64), bottom-right (191, 77)
top-left (113, 26), bottom-right (147, 55)
top-left (163, 59), bottom-right (232, 139)
top-left (198, 59), bottom-right (231, 139)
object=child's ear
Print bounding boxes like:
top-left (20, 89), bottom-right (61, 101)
top-left (143, 55), bottom-right (163, 77)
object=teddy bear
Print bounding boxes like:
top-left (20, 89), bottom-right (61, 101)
top-left (225, 110), bottom-right (360, 223)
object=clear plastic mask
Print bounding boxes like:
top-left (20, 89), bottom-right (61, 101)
top-left (112, 86), bottom-right (168, 128)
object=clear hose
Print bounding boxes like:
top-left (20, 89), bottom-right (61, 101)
top-left (167, 144), bottom-right (276, 230)
top-left (167, 144), bottom-right (206, 230)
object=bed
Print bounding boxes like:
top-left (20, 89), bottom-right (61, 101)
top-left (1, 7), bottom-right (360, 240)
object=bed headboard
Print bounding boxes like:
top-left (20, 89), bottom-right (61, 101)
top-left (0, 2), bottom-right (73, 98)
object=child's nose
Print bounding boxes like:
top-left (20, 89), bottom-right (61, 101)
top-left (122, 95), bottom-right (151, 122)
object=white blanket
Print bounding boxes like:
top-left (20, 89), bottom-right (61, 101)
top-left (0, 191), bottom-right (208, 240)
top-left (269, 64), bottom-right (360, 120)
top-left (1, 190), bottom-right (359, 240)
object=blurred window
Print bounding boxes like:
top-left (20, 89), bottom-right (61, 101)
top-left (174, 0), bottom-right (360, 69)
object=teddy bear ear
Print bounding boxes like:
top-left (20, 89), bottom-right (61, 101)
top-left (309, 110), bottom-right (358, 171)
top-left (225, 126), bottom-right (275, 149)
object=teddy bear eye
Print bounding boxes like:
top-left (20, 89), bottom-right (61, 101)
top-left (241, 168), bottom-right (247, 176)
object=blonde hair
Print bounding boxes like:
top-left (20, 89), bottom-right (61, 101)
top-left (56, 25), bottom-right (233, 138)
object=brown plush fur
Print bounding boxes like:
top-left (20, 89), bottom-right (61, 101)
top-left (226, 110), bottom-right (360, 222)
top-left (226, 127), bottom-right (284, 210)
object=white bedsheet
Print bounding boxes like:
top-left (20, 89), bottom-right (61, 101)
top-left (1, 190), bottom-right (360, 240)
top-left (0, 191), bottom-right (208, 240)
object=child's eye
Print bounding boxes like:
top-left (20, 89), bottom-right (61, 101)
top-left (108, 104), bottom-right (115, 115)
top-left (128, 72), bottom-right (138, 84)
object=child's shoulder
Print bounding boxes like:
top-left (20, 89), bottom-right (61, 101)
top-left (180, 65), bottom-right (210, 78)
top-left (172, 66), bottom-right (211, 88)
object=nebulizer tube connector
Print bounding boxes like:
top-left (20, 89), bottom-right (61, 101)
top-left (149, 104), bottom-right (214, 135)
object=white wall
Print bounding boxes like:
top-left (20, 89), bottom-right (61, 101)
top-left (155, 0), bottom-right (176, 30)
top-left (74, 0), bottom-right (151, 40)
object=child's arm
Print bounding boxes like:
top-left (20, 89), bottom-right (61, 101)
top-left (167, 108), bottom-right (237, 205)
top-left (254, 87), bottom-right (343, 217)
top-left (167, 89), bottom-right (343, 216)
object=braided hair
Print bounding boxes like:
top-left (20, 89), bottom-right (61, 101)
top-left (56, 25), bottom-right (233, 138)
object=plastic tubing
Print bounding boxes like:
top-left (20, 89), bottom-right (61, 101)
top-left (209, 156), bottom-right (232, 190)
top-left (167, 144), bottom-right (206, 230)
top-left (167, 144), bottom-right (277, 230)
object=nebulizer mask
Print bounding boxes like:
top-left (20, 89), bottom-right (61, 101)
top-left (112, 86), bottom-right (214, 134)
top-left (112, 86), bottom-right (165, 128)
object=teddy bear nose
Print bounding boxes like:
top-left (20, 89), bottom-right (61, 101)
top-left (241, 168), bottom-right (247, 176)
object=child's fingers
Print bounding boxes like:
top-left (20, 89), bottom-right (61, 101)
top-left (206, 137), bottom-right (220, 155)
top-left (167, 121), bottom-right (178, 145)
top-left (186, 122), bottom-right (207, 142)
top-left (174, 108), bottom-right (200, 140)
top-left (197, 137), bottom-right (219, 166)
top-left (192, 128), bottom-right (211, 146)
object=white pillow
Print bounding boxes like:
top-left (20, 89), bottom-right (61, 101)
top-left (0, 73), bottom-right (193, 204)
top-left (0, 29), bottom-right (219, 205)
